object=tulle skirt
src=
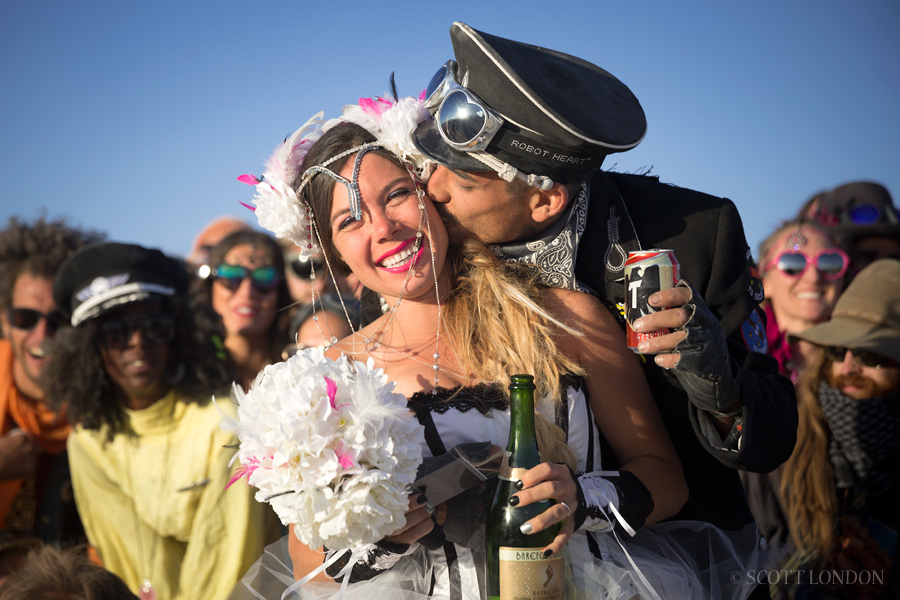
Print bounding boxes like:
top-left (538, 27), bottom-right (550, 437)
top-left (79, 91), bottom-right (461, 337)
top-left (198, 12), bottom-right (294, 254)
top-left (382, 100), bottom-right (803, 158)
top-left (228, 521), bottom-right (783, 600)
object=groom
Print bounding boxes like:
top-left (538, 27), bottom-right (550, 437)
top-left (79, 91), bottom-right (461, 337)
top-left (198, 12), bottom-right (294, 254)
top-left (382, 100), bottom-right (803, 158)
top-left (412, 22), bottom-right (797, 533)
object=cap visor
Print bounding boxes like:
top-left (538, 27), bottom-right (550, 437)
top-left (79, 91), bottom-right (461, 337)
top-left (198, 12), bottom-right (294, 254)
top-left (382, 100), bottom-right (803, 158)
top-left (789, 317), bottom-right (900, 364)
top-left (413, 118), bottom-right (494, 173)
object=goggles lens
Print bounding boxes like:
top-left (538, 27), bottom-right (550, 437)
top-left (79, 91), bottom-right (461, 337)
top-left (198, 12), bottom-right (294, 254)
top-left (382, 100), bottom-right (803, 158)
top-left (214, 264), bottom-right (280, 293)
top-left (437, 90), bottom-right (490, 145)
top-left (424, 60), bottom-right (503, 151)
top-left (99, 315), bottom-right (175, 350)
top-left (824, 346), bottom-right (891, 369)
top-left (425, 62), bottom-right (453, 104)
top-left (773, 250), bottom-right (848, 279)
top-left (6, 307), bottom-right (65, 332)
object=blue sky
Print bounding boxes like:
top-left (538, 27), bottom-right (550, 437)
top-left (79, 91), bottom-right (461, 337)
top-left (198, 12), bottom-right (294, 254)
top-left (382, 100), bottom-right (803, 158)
top-left (2, 1), bottom-right (897, 261)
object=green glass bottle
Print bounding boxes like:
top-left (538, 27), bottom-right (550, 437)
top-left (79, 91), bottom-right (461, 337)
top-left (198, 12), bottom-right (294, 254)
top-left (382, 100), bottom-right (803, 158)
top-left (485, 374), bottom-right (564, 600)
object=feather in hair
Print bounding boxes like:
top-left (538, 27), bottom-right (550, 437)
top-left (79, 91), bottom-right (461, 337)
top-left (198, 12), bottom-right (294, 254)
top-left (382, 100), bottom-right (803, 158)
top-left (264, 111), bottom-right (327, 188)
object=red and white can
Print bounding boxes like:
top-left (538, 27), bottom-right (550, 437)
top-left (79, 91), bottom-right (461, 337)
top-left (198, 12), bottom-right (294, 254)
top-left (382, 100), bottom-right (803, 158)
top-left (625, 249), bottom-right (680, 352)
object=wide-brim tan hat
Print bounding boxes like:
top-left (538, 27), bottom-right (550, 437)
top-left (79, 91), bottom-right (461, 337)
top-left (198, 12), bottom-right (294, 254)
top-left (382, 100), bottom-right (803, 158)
top-left (789, 258), bottom-right (900, 364)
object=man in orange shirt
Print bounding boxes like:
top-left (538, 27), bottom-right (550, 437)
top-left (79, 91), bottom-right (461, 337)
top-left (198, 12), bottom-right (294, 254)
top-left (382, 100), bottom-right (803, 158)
top-left (0, 215), bottom-right (103, 547)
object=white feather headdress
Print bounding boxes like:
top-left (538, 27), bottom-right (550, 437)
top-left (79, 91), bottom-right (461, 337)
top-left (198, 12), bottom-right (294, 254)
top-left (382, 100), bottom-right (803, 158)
top-left (239, 95), bottom-right (434, 259)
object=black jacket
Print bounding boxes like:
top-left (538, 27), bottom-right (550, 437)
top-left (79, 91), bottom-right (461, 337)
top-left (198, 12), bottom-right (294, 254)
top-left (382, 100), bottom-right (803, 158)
top-left (574, 171), bottom-right (798, 530)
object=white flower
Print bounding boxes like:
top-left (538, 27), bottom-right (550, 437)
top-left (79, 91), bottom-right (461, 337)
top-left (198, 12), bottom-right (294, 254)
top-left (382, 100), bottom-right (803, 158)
top-left (222, 348), bottom-right (424, 550)
top-left (247, 112), bottom-right (327, 257)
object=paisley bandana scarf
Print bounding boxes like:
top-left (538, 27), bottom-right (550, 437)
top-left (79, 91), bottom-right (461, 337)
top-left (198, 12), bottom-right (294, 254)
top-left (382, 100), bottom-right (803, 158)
top-left (490, 183), bottom-right (592, 293)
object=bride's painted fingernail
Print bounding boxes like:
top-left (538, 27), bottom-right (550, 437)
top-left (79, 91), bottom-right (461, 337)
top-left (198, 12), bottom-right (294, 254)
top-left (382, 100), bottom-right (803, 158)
top-left (514, 480), bottom-right (525, 490)
top-left (508, 496), bottom-right (520, 507)
top-left (542, 549), bottom-right (554, 559)
top-left (520, 523), bottom-right (533, 535)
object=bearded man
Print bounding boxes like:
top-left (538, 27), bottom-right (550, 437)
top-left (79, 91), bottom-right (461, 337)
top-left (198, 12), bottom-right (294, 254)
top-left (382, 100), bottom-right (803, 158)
top-left (751, 259), bottom-right (900, 599)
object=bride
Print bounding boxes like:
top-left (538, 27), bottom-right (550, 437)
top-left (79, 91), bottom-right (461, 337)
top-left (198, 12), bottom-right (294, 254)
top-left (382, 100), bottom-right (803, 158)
top-left (231, 95), bottom-right (765, 600)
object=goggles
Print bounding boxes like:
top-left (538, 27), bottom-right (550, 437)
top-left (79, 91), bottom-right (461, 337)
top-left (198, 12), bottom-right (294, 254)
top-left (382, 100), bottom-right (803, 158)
top-left (213, 264), bottom-right (281, 294)
top-left (823, 346), bottom-right (892, 369)
top-left (6, 307), bottom-right (66, 333)
top-left (768, 249), bottom-right (849, 280)
top-left (424, 60), bottom-right (504, 152)
top-left (287, 255), bottom-right (325, 280)
top-left (813, 203), bottom-right (900, 226)
top-left (99, 315), bottom-right (175, 350)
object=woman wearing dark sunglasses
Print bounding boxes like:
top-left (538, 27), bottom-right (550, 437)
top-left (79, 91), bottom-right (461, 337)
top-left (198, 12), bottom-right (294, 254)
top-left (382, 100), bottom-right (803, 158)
top-left (41, 242), bottom-right (281, 600)
top-left (191, 230), bottom-right (293, 392)
top-left (758, 219), bottom-right (849, 382)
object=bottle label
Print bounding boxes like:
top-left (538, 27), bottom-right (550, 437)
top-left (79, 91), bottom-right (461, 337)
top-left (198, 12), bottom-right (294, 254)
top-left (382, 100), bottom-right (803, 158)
top-left (498, 452), bottom-right (529, 482)
top-left (498, 547), bottom-right (565, 600)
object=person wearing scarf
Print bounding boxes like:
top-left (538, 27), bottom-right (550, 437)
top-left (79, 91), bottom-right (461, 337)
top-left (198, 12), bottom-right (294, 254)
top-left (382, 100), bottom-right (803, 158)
top-left (0, 215), bottom-right (102, 547)
top-left (756, 259), bottom-right (900, 599)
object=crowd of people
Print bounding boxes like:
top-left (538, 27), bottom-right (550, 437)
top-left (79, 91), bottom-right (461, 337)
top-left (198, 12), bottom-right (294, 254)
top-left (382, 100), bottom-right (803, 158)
top-left (0, 21), bottom-right (898, 600)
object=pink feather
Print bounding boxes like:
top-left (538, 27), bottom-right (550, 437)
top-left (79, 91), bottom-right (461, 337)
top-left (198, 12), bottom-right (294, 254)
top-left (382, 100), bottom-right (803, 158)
top-left (226, 457), bottom-right (261, 489)
top-left (239, 201), bottom-right (256, 212)
top-left (263, 111), bottom-right (326, 182)
top-left (358, 97), bottom-right (393, 116)
top-left (237, 173), bottom-right (260, 185)
top-left (325, 377), bottom-right (349, 411)
top-left (335, 442), bottom-right (354, 470)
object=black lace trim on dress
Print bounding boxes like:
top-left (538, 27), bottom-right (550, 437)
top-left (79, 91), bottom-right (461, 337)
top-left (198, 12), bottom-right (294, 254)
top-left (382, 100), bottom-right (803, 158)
top-left (408, 383), bottom-right (509, 417)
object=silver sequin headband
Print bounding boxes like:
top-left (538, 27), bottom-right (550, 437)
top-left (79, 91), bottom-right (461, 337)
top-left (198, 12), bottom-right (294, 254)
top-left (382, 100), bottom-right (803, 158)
top-left (295, 142), bottom-right (385, 222)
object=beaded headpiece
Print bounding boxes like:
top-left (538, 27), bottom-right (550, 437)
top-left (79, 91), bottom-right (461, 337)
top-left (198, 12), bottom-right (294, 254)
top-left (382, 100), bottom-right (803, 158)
top-left (296, 142), bottom-right (384, 223)
top-left (240, 95), bottom-right (433, 260)
top-left (785, 227), bottom-right (808, 251)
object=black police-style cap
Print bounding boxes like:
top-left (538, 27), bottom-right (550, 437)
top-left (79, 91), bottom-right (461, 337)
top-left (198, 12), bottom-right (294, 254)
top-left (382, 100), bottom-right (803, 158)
top-left (801, 181), bottom-right (900, 240)
top-left (413, 22), bottom-right (647, 184)
top-left (54, 242), bottom-right (188, 326)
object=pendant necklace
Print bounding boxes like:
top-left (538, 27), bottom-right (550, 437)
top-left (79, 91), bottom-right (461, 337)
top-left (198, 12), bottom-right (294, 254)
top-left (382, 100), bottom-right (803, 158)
top-left (123, 400), bottom-right (176, 600)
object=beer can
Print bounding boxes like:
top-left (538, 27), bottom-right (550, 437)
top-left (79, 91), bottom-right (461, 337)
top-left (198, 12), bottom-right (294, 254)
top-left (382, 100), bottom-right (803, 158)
top-left (625, 249), bottom-right (680, 352)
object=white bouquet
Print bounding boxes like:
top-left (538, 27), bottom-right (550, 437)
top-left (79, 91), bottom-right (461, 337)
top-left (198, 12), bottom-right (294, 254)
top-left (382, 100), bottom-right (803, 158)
top-left (222, 348), bottom-right (425, 550)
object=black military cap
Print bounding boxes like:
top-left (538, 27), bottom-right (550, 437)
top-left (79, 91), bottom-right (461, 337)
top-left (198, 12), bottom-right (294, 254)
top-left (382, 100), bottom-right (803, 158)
top-left (413, 22), bottom-right (646, 185)
top-left (801, 181), bottom-right (899, 241)
top-left (54, 242), bottom-right (188, 326)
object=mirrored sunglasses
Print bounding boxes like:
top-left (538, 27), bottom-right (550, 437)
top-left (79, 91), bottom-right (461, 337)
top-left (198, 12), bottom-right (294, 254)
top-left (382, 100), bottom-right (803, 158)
top-left (213, 264), bottom-right (281, 293)
top-left (98, 315), bottom-right (175, 349)
top-left (287, 256), bottom-right (325, 280)
top-left (771, 249), bottom-right (849, 280)
top-left (823, 346), bottom-right (892, 369)
top-left (424, 60), bottom-right (504, 152)
top-left (6, 307), bottom-right (66, 333)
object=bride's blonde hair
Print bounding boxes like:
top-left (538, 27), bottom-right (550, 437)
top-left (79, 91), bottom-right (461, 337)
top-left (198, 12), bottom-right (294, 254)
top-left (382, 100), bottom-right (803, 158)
top-left (445, 239), bottom-right (584, 469)
top-left (298, 123), bottom-right (584, 469)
